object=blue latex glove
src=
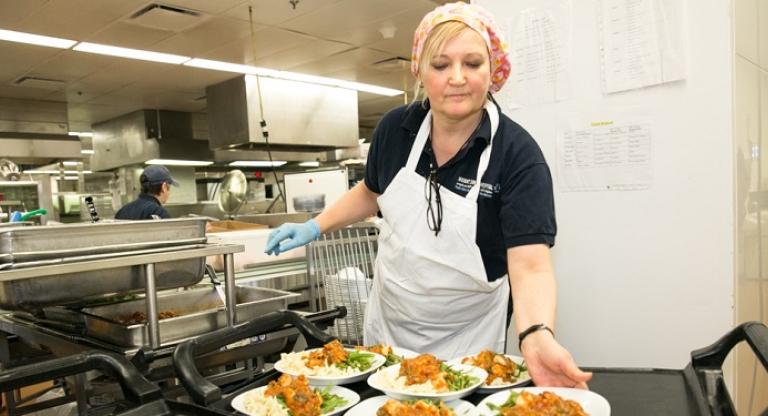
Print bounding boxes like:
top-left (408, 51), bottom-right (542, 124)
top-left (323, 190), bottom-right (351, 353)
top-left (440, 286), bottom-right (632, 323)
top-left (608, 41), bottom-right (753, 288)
top-left (9, 211), bottom-right (22, 222)
top-left (264, 219), bottom-right (321, 256)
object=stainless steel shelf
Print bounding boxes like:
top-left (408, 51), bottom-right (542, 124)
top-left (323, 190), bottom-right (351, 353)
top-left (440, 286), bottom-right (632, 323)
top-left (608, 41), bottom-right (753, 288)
top-left (0, 243), bottom-right (244, 282)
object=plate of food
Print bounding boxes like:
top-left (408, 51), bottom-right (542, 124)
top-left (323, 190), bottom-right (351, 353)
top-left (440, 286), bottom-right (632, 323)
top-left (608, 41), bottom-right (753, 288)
top-left (367, 353), bottom-right (487, 402)
top-left (346, 396), bottom-right (477, 416)
top-left (230, 374), bottom-right (359, 416)
top-left (476, 387), bottom-right (611, 416)
top-left (448, 350), bottom-right (531, 391)
top-left (355, 344), bottom-right (419, 367)
top-left (274, 340), bottom-right (385, 385)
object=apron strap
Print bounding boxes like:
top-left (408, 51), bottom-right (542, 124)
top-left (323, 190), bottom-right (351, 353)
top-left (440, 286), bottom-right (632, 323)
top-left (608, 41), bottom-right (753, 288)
top-left (405, 111), bottom-right (432, 171)
top-left (466, 100), bottom-right (500, 201)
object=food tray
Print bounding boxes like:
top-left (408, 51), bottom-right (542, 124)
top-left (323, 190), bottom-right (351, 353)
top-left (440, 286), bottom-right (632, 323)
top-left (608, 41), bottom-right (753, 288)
top-left (0, 254), bottom-right (206, 311)
top-left (0, 218), bottom-right (207, 265)
top-left (81, 286), bottom-right (299, 347)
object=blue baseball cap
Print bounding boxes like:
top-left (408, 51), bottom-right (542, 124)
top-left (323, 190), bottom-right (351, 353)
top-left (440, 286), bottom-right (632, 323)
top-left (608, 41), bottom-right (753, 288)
top-left (141, 165), bottom-right (179, 186)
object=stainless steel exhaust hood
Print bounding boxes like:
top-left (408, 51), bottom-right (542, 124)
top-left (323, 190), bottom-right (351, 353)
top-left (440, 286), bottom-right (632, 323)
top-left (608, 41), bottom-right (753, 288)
top-left (91, 110), bottom-right (213, 171)
top-left (206, 75), bottom-right (359, 152)
top-left (0, 98), bottom-right (81, 163)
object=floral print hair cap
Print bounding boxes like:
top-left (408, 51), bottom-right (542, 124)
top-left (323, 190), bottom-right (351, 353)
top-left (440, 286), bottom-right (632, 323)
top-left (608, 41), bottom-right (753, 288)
top-left (411, 2), bottom-right (511, 93)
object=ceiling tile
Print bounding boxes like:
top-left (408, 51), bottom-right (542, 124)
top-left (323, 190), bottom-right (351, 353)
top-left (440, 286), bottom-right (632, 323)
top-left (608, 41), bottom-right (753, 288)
top-left (201, 26), bottom-right (307, 63)
top-left (77, 60), bottom-right (175, 100)
top-left (223, 0), bottom-right (344, 25)
top-left (0, 0), bottom-right (48, 27)
top-left (159, 0), bottom-right (247, 14)
top-left (287, 47), bottom-right (392, 76)
top-left (85, 21), bottom-right (176, 49)
top-left (27, 50), bottom-right (115, 82)
top-left (0, 42), bottom-right (63, 83)
top-left (280, 0), bottom-right (413, 40)
top-left (151, 16), bottom-right (260, 56)
top-left (13, 0), bottom-right (148, 39)
top-left (364, 1), bottom-right (435, 55)
top-left (252, 37), bottom-right (351, 70)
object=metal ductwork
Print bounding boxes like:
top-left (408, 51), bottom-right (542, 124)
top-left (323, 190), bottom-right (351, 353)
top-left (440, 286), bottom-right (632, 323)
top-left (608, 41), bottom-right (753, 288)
top-left (206, 75), bottom-right (359, 153)
top-left (90, 110), bottom-right (213, 171)
top-left (0, 98), bottom-right (81, 164)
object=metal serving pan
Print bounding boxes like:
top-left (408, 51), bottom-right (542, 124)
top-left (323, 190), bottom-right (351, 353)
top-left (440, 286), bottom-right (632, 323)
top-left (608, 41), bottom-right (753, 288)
top-left (0, 248), bottom-right (206, 311)
top-left (81, 286), bottom-right (299, 347)
top-left (0, 218), bottom-right (207, 265)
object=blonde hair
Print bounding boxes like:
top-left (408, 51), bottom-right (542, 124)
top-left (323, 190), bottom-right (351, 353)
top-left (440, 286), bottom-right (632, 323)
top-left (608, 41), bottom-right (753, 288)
top-left (412, 21), bottom-right (486, 104)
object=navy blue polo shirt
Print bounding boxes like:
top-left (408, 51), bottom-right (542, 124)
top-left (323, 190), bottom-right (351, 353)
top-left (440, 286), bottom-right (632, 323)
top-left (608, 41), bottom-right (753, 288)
top-left (114, 193), bottom-right (171, 220)
top-left (364, 102), bottom-right (556, 282)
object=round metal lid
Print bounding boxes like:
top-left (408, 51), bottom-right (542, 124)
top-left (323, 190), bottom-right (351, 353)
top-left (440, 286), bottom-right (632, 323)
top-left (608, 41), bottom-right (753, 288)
top-left (217, 170), bottom-right (248, 217)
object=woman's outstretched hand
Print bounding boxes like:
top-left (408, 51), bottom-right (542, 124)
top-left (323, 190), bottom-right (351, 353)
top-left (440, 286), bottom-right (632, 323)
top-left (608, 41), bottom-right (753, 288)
top-left (520, 330), bottom-right (592, 389)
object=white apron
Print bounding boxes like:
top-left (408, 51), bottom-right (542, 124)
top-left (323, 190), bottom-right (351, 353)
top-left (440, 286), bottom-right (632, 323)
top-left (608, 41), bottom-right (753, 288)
top-left (364, 100), bottom-right (510, 360)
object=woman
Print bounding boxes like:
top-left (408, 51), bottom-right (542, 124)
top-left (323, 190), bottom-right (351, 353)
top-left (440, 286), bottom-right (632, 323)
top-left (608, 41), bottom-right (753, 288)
top-left (265, 2), bottom-right (591, 388)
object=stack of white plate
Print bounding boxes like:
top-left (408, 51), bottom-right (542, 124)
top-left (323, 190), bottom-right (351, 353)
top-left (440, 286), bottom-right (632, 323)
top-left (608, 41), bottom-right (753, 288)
top-left (324, 267), bottom-right (372, 342)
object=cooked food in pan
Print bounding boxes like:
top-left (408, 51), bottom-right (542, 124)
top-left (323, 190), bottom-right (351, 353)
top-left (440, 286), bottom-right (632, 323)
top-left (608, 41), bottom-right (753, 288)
top-left (461, 350), bottom-right (528, 386)
top-left (487, 390), bottom-right (588, 416)
top-left (376, 398), bottom-right (456, 416)
top-left (242, 374), bottom-right (347, 416)
top-left (115, 310), bottom-right (180, 325)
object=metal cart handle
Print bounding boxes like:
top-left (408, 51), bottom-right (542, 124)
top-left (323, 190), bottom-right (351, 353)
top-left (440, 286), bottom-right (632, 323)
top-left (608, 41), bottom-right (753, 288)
top-left (691, 321), bottom-right (768, 371)
top-left (0, 350), bottom-right (160, 405)
top-left (173, 306), bottom-right (346, 406)
top-left (688, 321), bottom-right (768, 416)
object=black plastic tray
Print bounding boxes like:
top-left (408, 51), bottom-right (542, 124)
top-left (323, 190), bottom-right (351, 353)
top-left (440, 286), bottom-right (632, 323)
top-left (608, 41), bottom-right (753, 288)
top-left (175, 320), bottom-right (767, 416)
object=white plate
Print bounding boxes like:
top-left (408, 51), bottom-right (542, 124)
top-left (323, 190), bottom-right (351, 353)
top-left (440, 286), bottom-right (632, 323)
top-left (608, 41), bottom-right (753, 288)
top-left (447, 354), bottom-right (531, 391)
top-left (476, 387), bottom-right (611, 416)
top-left (367, 363), bottom-right (487, 402)
top-left (230, 384), bottom-right (359, 416)
top-left (345, 395), bottom-right (477, 416)
top-left (274, 349), bottom-right (386, 386)
top-left (391, 346), bottom-right (419, 359)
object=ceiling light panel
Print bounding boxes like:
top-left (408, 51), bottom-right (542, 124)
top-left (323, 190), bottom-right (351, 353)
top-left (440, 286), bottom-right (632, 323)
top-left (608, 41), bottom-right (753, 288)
top-left (145, 159), bottom-right (213, 166)
top-left (0, 29), bottom-right (76, 49)
top-left (229, 161), bottom-right (287, 167)
top-left (74, 42), bottom-right (190, 64)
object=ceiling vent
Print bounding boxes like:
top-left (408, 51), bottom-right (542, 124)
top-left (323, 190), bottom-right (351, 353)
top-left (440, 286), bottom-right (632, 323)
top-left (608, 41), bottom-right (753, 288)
top-left (371, 57), bottom-right (410, 72)
top-left (13, 76), bottom-right (66, 90)
top-left (127, 3), bottom-right (207, 32)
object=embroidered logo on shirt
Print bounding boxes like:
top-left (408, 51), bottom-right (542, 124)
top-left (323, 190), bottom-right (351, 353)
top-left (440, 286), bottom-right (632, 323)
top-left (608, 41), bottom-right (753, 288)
top-left (455, 176), bottom-right (499, 198)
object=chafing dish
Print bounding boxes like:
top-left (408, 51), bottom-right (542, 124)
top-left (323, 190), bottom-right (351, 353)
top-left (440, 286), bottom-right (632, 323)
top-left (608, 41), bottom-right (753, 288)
top-left (0, 218), bottom-right (207, 265)
top-left (0, 247), bottom-right (206, 311)
top-left (0, 219), bottom-right (210, 311)
top-left (81, 286), bottom-right (299, 347)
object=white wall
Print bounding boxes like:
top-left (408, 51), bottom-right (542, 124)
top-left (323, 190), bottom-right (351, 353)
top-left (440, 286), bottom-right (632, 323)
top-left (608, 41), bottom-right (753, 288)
top-left (478, 0), bottom-right (735, 368)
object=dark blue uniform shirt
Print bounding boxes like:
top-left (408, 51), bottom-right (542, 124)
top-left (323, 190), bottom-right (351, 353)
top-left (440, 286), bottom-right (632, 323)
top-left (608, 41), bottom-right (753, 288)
top-left (114, 193), bottom-right (170, 220)
top-left (364, 102), bottom-right (556, 282)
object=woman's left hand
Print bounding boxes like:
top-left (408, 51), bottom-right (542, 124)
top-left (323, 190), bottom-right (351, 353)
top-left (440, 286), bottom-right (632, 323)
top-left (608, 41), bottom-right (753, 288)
top-left (520, 330), bottom-right (593, 389)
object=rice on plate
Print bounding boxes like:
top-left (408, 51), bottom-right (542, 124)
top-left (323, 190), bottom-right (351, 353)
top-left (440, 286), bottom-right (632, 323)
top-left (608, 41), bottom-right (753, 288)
top-left (368, 353), bottom-right (487, 402)
top-left (241, 390), bottom-right (289, 416)
top-left (279, 351), bottom-right (361, 377)
top-left (274, 340), bottom-right (386, 385)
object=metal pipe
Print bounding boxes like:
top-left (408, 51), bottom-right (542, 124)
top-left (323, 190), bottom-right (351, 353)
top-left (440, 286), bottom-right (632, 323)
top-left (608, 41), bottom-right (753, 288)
top-left (145, 263), bottom-right (160, 349)
top-left (224, 253), bottom-right (237, 326)
top-left (306, 243), bottom-right (317, 312)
